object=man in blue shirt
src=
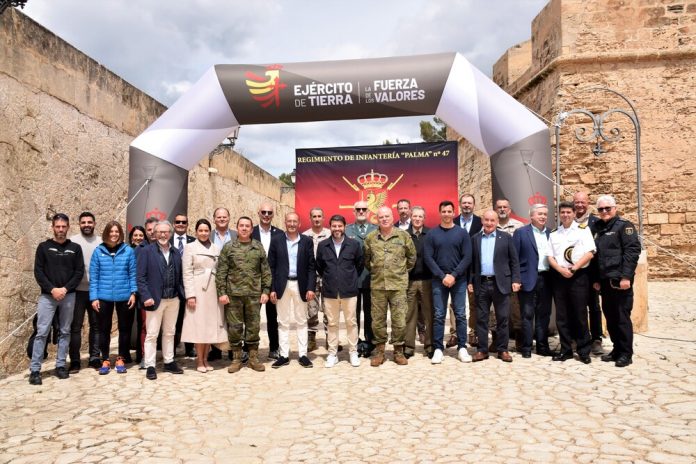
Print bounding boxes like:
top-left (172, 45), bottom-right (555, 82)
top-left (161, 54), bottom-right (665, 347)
top-left (424, 200), bottom-right (473, 364)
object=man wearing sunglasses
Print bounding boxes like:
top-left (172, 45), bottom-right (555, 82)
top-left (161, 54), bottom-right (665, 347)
top-left (592, 195), bottom-right (641, 368)
top-left (252, 202), bottom-right (284, 360)
top-left (345, 200), bottom-right (377, 357)
top-left (171, 213), bottom-right (196, 359)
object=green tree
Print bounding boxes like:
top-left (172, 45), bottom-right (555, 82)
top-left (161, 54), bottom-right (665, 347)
top-left (420, 116), bottom-right (447, 142)
top-left (278, 172), bottom-right (294, 187)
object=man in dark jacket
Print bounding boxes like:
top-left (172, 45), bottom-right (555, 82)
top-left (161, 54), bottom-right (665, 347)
top-left (593, 195), bottom-right (641, 367)
top-left (405, 206), bottom-right (433, 358)
top-left (137, 220), bottom-right (185, 380)
top-left (29, 213), bottom-right (84, 385)
top-left (268, 212), bottom-right (316, 368)
top-left (316, 214), bottom-right (363, 368)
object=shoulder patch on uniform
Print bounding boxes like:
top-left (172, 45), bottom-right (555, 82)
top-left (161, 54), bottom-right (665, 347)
top-left (624, 227), bottom-right (634, 235)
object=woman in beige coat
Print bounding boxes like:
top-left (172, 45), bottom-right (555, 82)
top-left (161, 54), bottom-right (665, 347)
top-left (182, 219), bottom-right (228, 372)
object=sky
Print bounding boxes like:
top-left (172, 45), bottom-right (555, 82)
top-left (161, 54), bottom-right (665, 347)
top-left (21, 0), bottom-right (549, 177)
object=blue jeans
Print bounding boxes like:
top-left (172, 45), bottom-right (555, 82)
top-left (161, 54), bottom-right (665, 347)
top-left (432, 279), bottom-right (468, 351)
top-left (31, 293), bottom-right (75, 372)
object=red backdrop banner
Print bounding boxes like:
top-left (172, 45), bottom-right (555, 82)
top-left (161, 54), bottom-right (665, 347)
top-left (295, 141), bottom-right (458, 228)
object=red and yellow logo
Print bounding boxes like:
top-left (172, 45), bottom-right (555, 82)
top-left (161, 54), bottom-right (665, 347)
top-left (245, 64), bottom-right (287, 108)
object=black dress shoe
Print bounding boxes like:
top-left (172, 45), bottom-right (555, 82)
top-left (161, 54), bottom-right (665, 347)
top-left (579, 355), bottom-right (592, 364)
top-left (601, 351), bottom-right (617, 362)
top-left (615, 355), bottom-right (633, 367)
top-left (536, 348), bottom-right (554, 357)
top-left (146, 366), bottom-right (157, 380)
top-left (163, 361), bottom-right (184, 374)
top-left (272, 356), bottom-right (289, 368)
top-left (552, 351), bottom-right (574, 362)
top-left (267, 350), bottom-right (279, 360)
top-left (69, 361), bottom-right (81, 373)
top-left (55, 366), bottom-right (69, 379)
top-left (29, 371), bottom-right (42, 385)
top-left (521, 352), bottom-right (531, 359)
top-left (298, 355), bottom-right (313, 368)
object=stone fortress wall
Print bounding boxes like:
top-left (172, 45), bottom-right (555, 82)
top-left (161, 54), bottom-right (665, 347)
top-left (455, 0), bottom-right (696, 279)
top-left (0, 9), bottom-right (293, 376)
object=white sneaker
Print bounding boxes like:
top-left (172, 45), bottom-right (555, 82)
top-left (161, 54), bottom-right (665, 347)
top-left (349, 352), bottom-right (360, 367)
top-left (458, 347), bottom-right (472, 363)
top-left (431, 349), bottom-right (444, 364)
top-left (325, 354), bottom-right (338, 368)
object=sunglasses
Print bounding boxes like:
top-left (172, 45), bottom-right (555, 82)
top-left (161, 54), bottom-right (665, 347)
top-left (174, 220), bottom-right (188, 224)
top-left (355, 208), bottom-right (368, 212)
top-left (597, 207), bottom-right (614, 213)
top-left (260, 210), bottom-right (273, 216)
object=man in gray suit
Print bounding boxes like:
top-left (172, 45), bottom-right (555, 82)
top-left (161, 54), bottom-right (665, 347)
top-left (345, 200), bottom-right (377, 357)
top-left (468, 210), bottom-right (521, 362)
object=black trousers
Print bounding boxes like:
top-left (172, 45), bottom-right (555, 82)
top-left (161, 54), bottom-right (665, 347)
top-left (600, 279), bottom-right (634, 357)
top-left (265, 301), bottom-right (279, 351)
top-left (174, 298), bottom-right (194, 354)
top-left (97, 300), bottom-right (134, 361)
top-left (588, 284), bottom-right (603, 341)
top-left (475, 278), bottom-right (511, 353)
top-left (70, 290), bottom-right (100, 363)
top-left (518, 271), bottom-right (552, 354)
top-left (355, 287), bottom-right (373, 344)
top-left (551, 271), bottom-right (591, 356)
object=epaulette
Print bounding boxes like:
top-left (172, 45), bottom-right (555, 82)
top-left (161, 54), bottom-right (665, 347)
top-left (551, 227), bottom-right (558, 233)
top-left (578, 223), bottom-right (588, 229)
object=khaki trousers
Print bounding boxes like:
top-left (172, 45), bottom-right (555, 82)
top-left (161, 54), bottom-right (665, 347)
top-left (324, 296), bottom-right (358, 356)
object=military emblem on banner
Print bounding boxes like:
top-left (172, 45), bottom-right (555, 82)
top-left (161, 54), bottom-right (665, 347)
top-left (341, 169), bottom-right (403, 224)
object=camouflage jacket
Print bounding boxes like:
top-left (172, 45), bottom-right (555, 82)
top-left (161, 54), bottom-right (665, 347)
top-left (363, 228), bottom-right (416, 290)
top-left (216, 239), bottom-right (271, 297)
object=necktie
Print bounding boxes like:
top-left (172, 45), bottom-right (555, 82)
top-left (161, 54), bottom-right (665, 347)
top-left (359, 224), bottom-right (365, 234)
top-left (178, 236), bottom-right (184, 254)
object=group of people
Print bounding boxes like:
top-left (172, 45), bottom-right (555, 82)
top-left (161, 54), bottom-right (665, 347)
top-left (27, 191), bottom-right (641, 385)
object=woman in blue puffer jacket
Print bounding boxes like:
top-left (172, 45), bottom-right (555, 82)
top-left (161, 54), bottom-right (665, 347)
top-left (90, 221), bottom-right (137, 374)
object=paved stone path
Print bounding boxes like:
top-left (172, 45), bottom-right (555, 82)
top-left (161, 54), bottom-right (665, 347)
top-left (1, 281), bottom-right (694, 463)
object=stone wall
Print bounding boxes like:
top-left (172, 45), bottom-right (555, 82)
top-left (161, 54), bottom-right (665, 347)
top-left (461, 0), bottom-right (696, 278)
top-left (0, 9), bottom-right (293, 376)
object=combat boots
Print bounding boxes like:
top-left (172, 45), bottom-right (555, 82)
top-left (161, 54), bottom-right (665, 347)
top-left (370, 344), bottom-right (386, 367)
top-left (393, 345), bottom-right (408, 365)
top-left (227, 348), bottom-right (243, 373)
top-left (248, 348), bottom-right (266, 372)
top-left (308, 331), bottom-right (317, 352)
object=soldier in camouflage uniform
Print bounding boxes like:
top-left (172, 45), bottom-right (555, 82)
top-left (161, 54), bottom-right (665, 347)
top-left (216, 216), bottom-right (271, 373)
top-left (363, 206), bottom-right (416, 366)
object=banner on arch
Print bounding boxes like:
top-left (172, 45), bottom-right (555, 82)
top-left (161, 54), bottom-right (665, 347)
top-left (295, 141), bottom-right (458, 228)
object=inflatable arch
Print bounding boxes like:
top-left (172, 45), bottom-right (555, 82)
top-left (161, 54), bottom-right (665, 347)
top-left (127, 53), bottom-right (551, 228)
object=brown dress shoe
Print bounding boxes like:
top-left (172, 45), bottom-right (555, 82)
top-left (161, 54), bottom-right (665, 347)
top-left (472, 352), bottom-right (489, 362)
top-left (446, 335), bottom-right (458, 348)
top-left (498, 351), bottom-right (513, 362)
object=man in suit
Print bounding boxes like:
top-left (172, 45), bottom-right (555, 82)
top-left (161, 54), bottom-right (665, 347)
top-left (468, 210), bottom-right (521, 362)
top-left (268, 212), bottom-right (316, 368)
top-left (512, 204), bottom-right (553, 358)
top-left (137, 220), bottom-right (185, 380)
top-left (171, 213), bottom-right (196, 358)
top-left (345, 200), bottom-right (377, 357)
top-left (573, 191), bottom-right (604, 355)
top-left (449, 193), bottom-right (482, 348)
top-left (252, 202), bottom-right (284, 359)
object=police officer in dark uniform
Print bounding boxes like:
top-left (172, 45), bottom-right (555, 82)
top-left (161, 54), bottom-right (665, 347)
top-left (592, 195), bottom-right (641, 368)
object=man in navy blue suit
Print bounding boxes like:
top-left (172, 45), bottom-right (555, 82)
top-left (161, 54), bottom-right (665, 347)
top-left (468, 210), bottom-right (521, 362)
top-left (512, 204), bottom-right (553, 358)
top-left (137, 220), bottom-right (185, 380)
top-left (268, 212), bottom-right (317, 368)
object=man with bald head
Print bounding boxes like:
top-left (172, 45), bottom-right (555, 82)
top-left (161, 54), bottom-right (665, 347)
top-left (573, 191), bottom-right (604, 355)
top-left (363, 206), bottom-right (416, 366)
top-left (468, 210), bottom-right (521, 362)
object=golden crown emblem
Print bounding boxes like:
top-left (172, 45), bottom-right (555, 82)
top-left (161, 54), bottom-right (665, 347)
top-left (357, 169), bottom-right (389, 189)
top-left (527, 191), bottom-right (547, 206)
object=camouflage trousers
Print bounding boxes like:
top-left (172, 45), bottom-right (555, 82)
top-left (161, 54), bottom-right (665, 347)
top-left (370, 289), bottom-right (407, 346)
top-left (225, 295), bottom-right (261, 348)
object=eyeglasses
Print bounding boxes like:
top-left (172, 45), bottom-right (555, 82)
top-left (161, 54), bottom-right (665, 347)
top-left (355, 208), bottom-right (368, 212)
top-left (174, 220), bottom-right (188, 224)
top-left (597, 206), bottom-right (614, 213)
top-left (260, 210), bottom-right (273, 216)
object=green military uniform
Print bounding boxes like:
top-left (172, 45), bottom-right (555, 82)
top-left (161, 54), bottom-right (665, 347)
top-left (216, 238), bottom-right (271, 348)
top-left (363, 228), bottom-right (416, 345)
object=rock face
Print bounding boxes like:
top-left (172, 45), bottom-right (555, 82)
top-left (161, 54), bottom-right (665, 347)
top-left (0, 9), bottom-right (292, 376)
top-left (457, 0), bottom-right (696, 279)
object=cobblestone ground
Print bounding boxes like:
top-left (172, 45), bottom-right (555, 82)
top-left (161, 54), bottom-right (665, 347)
top-left (1, 281), bottom-right (694, 463)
